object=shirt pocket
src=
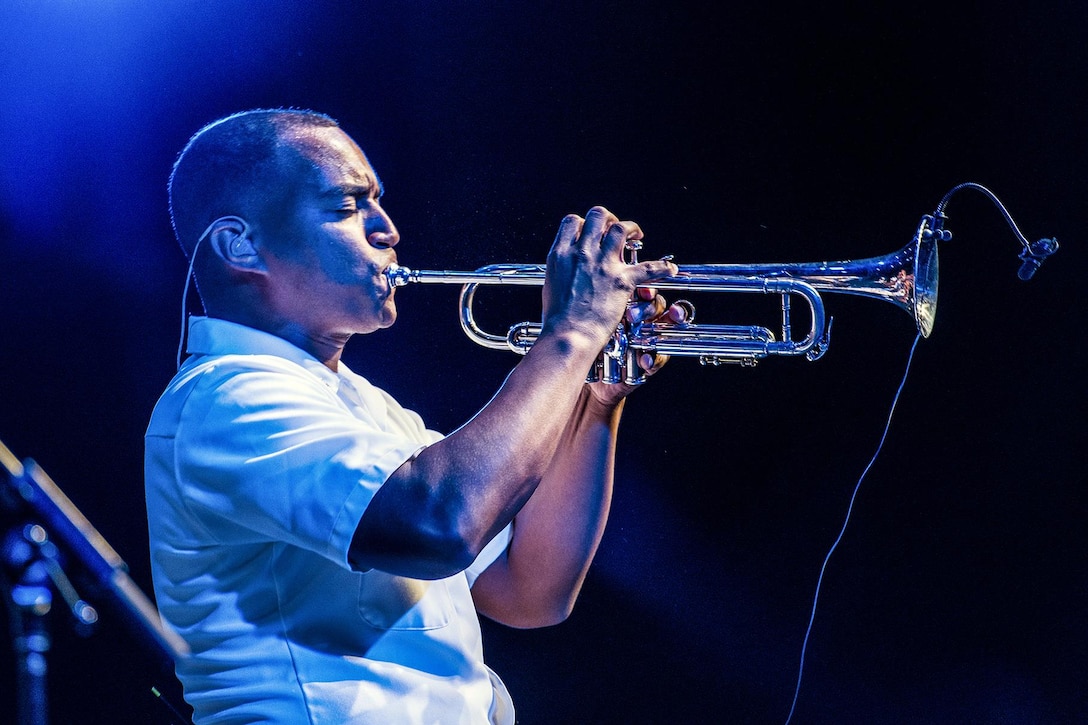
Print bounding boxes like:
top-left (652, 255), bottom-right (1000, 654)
top-left (357, 570), bottom-right (454, 631)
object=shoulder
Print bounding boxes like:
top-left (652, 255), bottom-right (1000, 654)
top-left (150, 353), bottom-right (340, 432)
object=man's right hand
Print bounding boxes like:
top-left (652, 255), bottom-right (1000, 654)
top-left (541, 206), bottom-right (678, 351)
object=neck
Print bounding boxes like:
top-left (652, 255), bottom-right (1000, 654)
top-left (273, 324), bottom-right (350, 371)
top-left (208, 307), bottom-right (350, 371)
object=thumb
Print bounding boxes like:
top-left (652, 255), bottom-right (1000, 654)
top-left (631, 259), bottom-right (679, 285)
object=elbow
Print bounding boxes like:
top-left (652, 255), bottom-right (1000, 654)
top-left (531, 602), bottom-right (574, 628)
top-left (414, 494), bottom-right (497, 577)
top-left (351, 495), bottom-right (490, 580)
top-left (420, 525), bottom-right (482, 579)
top-left (483, 586), bottom-right (579, 629)
top-left (349, 532), bottom-right (476, 581)
top-left (491, 599), bottom-right (575, 630)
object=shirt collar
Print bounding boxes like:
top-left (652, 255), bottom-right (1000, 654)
top-left (185, 316), bottom-right (343, 390)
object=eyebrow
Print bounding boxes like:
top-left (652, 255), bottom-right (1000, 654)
top-left (320, 178), bottom-right (384, 200)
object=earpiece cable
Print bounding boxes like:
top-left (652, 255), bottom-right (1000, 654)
top-left (177, 222), bottom-right (215, 370)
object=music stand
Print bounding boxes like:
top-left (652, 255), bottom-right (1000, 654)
top-left (0, 437), bottom-right (189, 725)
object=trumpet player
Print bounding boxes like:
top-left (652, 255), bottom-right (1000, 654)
top-left (145, 108), bottom-right (684, 724)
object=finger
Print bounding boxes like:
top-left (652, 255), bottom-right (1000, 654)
top-left (627, 259), bottom-right (679, 286)
top-left (638, 352), bottom-right (670, 375)
top-left (548, 213), bottom-right (584, 257)
top-left (662, 301), bottom-right (689, 324)
top-left (628, 296), bottom-right (690, 325)
top-left (625, 295), bottom-right (666, 324)
top-left (546, 214), bottom-right (585, 282)
top-left (576, 206), bottom-right (619, 252)
top-left (599, 218), bottom-right (644, 259)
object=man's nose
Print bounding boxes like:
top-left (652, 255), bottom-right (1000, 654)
top-left (366, 205), bottom-right (400, 249)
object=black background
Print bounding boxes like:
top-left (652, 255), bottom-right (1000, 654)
top-left (1, 2), bottom-right (1084, 723)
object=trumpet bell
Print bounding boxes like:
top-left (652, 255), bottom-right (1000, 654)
top-left (913, 234), bottom-right (939, 337)
top-left (678, 230), bottom-right (939, 338)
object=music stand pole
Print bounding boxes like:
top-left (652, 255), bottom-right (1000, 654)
top-left (0, 437), bottom-right (190, 723)
top-left (2, 522), bottom-right (64, 725)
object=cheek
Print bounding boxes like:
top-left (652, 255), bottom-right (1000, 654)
top-left (319, 240), bottom-right (377, 286)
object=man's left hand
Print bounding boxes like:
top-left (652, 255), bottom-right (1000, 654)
top-left (586, 286), bottom-right (688, 408)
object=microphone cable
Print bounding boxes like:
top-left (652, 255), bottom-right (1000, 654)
top-left (783, 331), bottom-right (922, 724)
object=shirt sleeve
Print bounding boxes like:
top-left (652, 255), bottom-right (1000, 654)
top-left (464, 523), bottom-right (512, 588)
top-left (174, 359), bottom-right (430, 567)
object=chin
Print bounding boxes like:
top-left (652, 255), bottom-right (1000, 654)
top-left (346, 304), bottom-right (397, 336)
top-left (377, 302), bottom-right (398, 328)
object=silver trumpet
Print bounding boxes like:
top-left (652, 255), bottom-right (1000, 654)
top-left (386, 185), bottom-right (1057, 384)
top-left (386, 219), bottom-right (938, 383)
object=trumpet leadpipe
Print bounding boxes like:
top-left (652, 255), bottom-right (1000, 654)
top-left (386, 264), bottom-right (546, 287)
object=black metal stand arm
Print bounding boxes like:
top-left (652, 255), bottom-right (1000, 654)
top-left (1, 437), bottom-right (190, 725)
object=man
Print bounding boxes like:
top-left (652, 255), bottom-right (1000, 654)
top-left (145, 108), bottom-right (680, 724)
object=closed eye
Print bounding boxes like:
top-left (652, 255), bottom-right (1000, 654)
top-left (337, 192), bottom-right (385, 216)
top-left (333, 196), bottom-right (367, 216)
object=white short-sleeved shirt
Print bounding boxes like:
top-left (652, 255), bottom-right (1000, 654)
top-left (145, 316), bottom-right (513, 724)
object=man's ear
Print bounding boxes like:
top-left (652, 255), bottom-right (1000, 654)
top-left (204, 216), bottom-right (265, 272)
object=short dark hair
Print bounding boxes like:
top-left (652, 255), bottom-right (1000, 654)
top-left (168, 108), bottom-right (339, 256)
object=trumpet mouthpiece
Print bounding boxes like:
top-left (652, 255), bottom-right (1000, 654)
top-left (385, 264), bottom-right (413, 287)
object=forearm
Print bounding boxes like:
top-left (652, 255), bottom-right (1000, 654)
top-left (474, 387), bottom-right (624, 626)
top-left (352, 330), bottom-right (601, 577)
